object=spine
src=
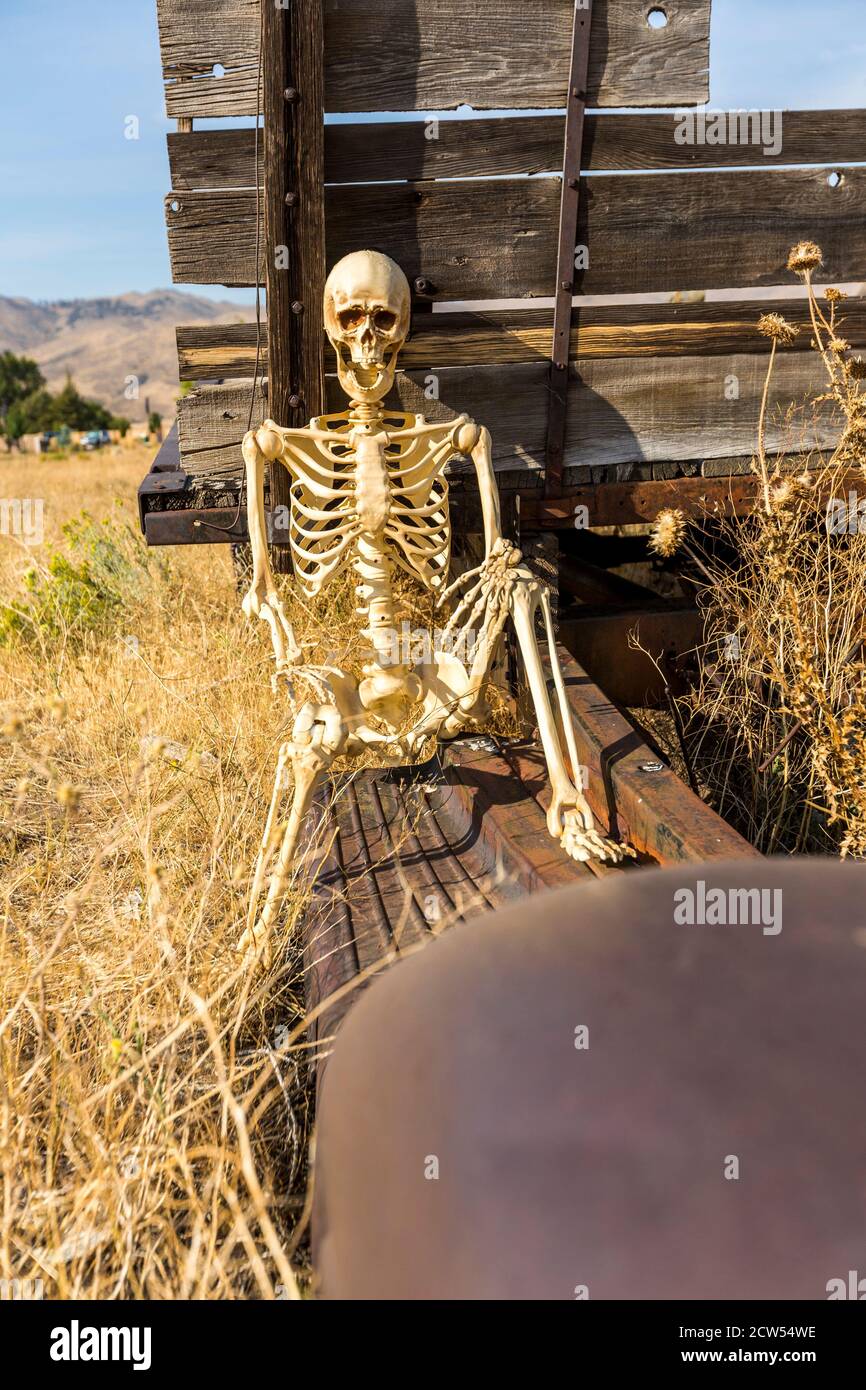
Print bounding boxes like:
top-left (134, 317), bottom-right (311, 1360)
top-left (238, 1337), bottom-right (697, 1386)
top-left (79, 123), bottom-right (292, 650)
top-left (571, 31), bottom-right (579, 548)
top-left (354, 535), bottom-right (398, 665)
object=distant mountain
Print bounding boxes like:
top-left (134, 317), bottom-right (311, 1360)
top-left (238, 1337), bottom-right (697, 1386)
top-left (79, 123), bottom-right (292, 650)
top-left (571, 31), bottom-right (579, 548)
top-left (0, 290), bottom-right (256, 423)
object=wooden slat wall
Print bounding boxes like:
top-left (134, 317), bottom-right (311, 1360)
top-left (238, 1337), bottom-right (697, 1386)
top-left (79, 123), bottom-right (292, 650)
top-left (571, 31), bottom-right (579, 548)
top-left (158, 1), bottom-right (866, 489)
top-left (157, 0), bottom-right (711, 116)
top-left (166, 167), bottom-right (866, 296)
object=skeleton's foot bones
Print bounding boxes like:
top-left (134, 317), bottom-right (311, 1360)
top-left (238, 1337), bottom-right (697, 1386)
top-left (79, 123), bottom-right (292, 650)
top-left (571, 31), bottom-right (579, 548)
top-left (551, 800), bottom-right (636, 866)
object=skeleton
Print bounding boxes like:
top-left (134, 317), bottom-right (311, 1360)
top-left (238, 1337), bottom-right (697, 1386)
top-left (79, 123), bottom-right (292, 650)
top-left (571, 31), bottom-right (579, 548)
top-left (238, 250), bottom-right (631, 956)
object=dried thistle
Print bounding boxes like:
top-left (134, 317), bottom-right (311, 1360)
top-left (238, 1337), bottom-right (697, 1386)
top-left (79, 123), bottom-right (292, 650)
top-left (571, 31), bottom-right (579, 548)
top-left (825, 287), bottom-right (847, 304)
top-left (769, 478), bottom-right (795, 511)
top-left (55, 782), bottom-right (81, 811)
top-left (649, 508), bottom-right (687, 558)
top-left (48, 694), bottom-right (68, 724)
top-left (757, 313), bottom-right (799, 346)
top-left (787, 241), bottom-right (823, 274)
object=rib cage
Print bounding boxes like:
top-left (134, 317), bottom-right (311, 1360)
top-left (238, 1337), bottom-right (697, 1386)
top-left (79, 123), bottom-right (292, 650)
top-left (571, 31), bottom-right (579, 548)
top-left (278, 409), bottom-right (456, 598)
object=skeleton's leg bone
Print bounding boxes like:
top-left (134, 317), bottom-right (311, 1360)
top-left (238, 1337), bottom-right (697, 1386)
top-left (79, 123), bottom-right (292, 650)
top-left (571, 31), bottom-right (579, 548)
top-left (246, 740), bottom-right (293, 928)
top-left (539, 586), bottom-right (585, 795)
top-left (237, 747), bottom-right (326, 960)
top-left (509, 575), bottom-right (633, 865)
top-left (238, 702), bottom-right (348, 960)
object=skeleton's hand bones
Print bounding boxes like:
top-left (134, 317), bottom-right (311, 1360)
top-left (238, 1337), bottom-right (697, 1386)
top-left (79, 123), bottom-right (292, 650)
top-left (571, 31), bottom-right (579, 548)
top-left (438, 537), bottom-right (522, 611)
top-left (241, 582), bottom-right (303, 667)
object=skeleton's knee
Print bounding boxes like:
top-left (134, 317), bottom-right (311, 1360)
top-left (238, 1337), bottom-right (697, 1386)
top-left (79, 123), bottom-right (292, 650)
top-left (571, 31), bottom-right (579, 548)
top-left (291, 701), bottom-right (346, 757)
top-left (508, 573), bottom-right (543, 619)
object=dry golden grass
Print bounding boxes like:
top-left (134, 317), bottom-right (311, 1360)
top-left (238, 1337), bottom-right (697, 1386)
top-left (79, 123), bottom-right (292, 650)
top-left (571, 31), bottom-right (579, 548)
top-left (0, 441), bottom-right (515, 1299)
top-left (0, 443), bottom-right (322, 1299)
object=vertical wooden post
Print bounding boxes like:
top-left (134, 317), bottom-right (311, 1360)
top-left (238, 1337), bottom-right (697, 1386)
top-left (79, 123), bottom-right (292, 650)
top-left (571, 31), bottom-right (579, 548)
top-left (544, 0), bottom-right (593, 499)
top-left (262, 0), bottom-right (326, 572)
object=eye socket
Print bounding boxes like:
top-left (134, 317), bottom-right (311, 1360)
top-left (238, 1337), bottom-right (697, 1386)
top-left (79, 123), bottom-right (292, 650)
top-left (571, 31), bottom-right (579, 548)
top-left (337, 307), bottom-right (366, 332)
top-left (373, 309), bottom-right (397, 331)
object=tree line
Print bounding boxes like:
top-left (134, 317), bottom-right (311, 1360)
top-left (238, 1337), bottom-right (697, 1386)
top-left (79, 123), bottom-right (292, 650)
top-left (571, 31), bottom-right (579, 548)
top-left (0, 350), bottom-right (133, 448)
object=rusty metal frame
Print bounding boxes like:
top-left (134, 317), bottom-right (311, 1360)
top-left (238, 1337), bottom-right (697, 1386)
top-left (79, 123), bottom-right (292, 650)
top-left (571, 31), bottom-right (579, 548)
top-left (548, 646), bottom-right (760, 864)
top-left (544, 0), bottom-right (593, 498)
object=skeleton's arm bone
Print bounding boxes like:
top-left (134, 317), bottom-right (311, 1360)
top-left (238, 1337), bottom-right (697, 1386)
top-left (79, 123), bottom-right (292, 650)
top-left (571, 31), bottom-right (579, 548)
top-left (242, 430), bottom-right (275, 593)
top-left (462, 422), bottom-right (502, 558)
top-left (240, 430), bottom-right (301, 668)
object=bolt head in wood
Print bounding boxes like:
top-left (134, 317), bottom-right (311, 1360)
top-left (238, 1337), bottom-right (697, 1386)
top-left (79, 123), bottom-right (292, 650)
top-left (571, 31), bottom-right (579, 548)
top-left (288, 394), bottom-right (303, 410)
top-left (561, 280), bottom-right (573, 292)
top-left (284, 87), bottom-right (299, 103)
top-left (291, 301), bottom-right (304, 314)
top-left (285, 192), bottom-right (298, 207)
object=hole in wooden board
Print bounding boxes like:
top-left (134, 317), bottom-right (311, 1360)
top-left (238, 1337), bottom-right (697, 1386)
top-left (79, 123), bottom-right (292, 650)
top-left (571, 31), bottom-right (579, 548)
top-left (827, 171), bottom-right (845, 188)
top-left (647, 6), bottom-right (668, 27)
top-left (168, 198), bottom-right (181, 214)
top-left (212, 63), bottom-right (226, 78)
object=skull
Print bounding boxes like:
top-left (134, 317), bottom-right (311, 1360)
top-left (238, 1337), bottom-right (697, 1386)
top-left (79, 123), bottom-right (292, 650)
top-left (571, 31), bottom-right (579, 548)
top-left (323, 250), bottom-right (411, 404)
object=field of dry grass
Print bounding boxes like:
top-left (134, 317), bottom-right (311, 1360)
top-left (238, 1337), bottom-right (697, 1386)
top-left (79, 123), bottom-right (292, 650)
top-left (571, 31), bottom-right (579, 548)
top-left (0, 442), bottom-right (318, 1298)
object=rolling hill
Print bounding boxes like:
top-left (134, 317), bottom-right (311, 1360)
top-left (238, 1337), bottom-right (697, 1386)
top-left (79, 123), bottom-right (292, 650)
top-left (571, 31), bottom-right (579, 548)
top-left (0, 290), bottom-right (256, 424)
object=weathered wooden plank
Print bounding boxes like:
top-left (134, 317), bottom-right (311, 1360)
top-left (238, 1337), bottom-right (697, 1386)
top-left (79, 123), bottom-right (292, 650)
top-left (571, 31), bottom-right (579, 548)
top-left (176, 383), bottom-right (267, 478)
top-left (165, 66), bottom-right (258, 121)
top-left (167, 118), bottom-right (562, 189)
top-left (387, 354), bottom-right (841, 471)
top-left (175, 349), bottom-right (843, 479)
top-left (168, 110), bottom-right (866, 192)
top-left (166, 180), bottom-right (560, 294)
top-left (156, 0), bottom-right (260, 71)
top-left (176, 299), bottom-right (866, 378)
top-left (580, 108), bottom-right (866, 172)
top-left (165, 191), bottom-right (259, 286)
top-left (158, 0), bottom-right (711, 118)
top-left (165, 168), bottom-right (866, 295)
top-left (138, 469), bottom-right (827, 540)
top-left (168, 128), bottom-right (264, 191)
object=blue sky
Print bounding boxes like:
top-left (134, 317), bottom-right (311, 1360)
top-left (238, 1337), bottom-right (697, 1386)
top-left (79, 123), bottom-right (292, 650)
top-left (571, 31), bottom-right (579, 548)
top-left (0, 0), bottom-right (863, 304)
